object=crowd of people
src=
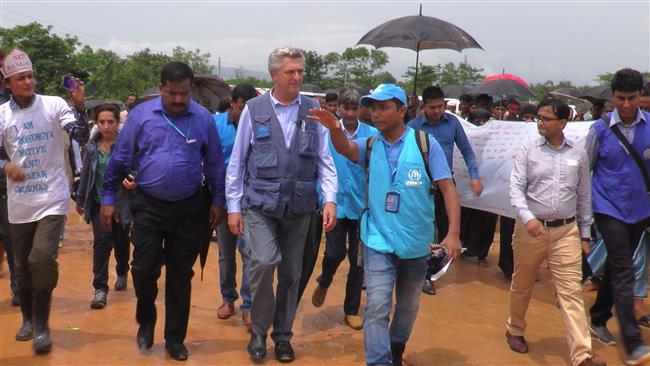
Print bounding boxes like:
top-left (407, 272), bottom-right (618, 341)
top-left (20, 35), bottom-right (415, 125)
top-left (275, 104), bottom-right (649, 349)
top-left (0, 45), bottom-right (649, 366)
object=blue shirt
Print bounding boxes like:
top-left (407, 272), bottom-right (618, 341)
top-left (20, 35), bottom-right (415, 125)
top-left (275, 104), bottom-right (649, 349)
top-left (354, 127), bottom-right (452, 183)
top-left (214, 112), bottom-right (236, 166)
top-left (408, 112), bottom-right (479, 180)
top-left (101, 97), bottom-right (226, 206)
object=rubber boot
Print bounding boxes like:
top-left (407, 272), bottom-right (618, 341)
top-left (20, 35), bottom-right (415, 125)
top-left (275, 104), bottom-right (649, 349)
top-left (15, 291), bottom-right (33, 341)
top-left (32, 291), bottom-right (52, 354)
top-left (391, 342), bottom-right (405, 366)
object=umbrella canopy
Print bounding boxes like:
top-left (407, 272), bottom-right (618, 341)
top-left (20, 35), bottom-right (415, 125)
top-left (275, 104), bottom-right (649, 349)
top-left (484, 73), bottom-right (528, 87)
top-left (470, 79), bottom-right (535, 98)
top-left (301, 83), bottom-right (324, 94)
top-left (192, 75), bottom-right (231, 113)
top-left (442, 85), bottom-right (470, 99)
top-left (550, 87), bottom-right (579, 100)
top-left (356, 5), bottom-right (483, 95)
top-left (579, 85), bottom-right (612, 103)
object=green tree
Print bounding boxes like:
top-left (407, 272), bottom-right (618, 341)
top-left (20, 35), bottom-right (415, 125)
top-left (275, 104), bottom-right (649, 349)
top-left (400, 62), bottom-right (484, 95)
top-left (226, 67), bottom-right (272, 88)
top-left (0, 22), bottom-right (81, 95)
top-left (328, 47), bottom-right (390, 89)
top-left (303, 50), bottom-right (331, 88)
top-left (171, 46), bottom-right (214, 75)
top-left (595, 71), bottom-right (650, 85)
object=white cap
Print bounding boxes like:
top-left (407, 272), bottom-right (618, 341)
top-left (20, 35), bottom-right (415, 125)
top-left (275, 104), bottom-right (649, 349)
top-left (1, 48), bottom-right (33, 79)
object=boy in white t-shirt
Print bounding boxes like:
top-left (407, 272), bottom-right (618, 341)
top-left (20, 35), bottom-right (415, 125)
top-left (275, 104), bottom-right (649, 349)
top-left (0, 49), bottom-right (90, 354)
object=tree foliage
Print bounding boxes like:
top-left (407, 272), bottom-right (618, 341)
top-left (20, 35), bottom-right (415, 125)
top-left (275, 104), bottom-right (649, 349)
top-left (226, 67), bottom-right (272, 88)
top-left (400, 62), bottom-right (485, 95)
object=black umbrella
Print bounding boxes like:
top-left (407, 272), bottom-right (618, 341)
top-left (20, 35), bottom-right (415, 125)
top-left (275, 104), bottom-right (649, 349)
top-left (356, 5), bottom-right (483, 95)
top-left (301, 84), bottom-right (324, 94)
top-left (469, 79), bottom-right (535, 98)
top-left (442, 85), bottom-right (470, 99)
top-left (579, 85), bottom-right (612, 103)
top-left (193, 75), bottom-right (231, 113)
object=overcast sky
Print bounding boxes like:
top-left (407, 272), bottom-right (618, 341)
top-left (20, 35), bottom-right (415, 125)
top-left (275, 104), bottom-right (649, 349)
top-left (1, 0), bottom-right (648, 86)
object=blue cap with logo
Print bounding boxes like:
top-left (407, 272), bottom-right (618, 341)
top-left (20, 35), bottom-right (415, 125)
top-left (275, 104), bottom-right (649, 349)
top-left (360, 83), bottom-right (408, 108)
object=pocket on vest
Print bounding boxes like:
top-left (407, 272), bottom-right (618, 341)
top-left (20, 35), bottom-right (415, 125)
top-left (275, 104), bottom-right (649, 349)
top-left (298, 130), bottom-right (317, 157)
top-left (247, 180), bottom-right (281, 213)
top-left (253, 144), bottom-right (279, 178)
top-left (292, 181), bottom-right (316, 213)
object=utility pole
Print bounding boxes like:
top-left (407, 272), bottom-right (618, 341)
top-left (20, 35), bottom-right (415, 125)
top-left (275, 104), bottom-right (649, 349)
top-left (218, 57), bottom-right (221, 78)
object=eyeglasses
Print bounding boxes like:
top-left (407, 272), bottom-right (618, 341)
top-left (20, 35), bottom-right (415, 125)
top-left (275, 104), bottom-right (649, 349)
top-left (537, 115), bottom-right (560, 123)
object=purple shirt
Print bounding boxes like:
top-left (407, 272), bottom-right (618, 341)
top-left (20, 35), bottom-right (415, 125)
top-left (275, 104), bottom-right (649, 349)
top-left (101, 97), bottom-right (225, 206)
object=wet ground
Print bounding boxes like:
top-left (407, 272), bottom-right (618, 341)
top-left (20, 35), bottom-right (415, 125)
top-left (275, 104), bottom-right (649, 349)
top-left (0, 214), bottom-right (639, 365)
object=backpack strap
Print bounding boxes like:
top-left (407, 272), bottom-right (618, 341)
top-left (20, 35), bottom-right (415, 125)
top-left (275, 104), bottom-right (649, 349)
top-left (414, 130), bottom-right (437, 195)
top-left (363, 134), bottom-right (378, 212)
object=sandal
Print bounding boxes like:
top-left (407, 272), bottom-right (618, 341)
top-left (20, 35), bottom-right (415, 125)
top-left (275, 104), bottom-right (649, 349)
top-left (637, 314), bottom-right (650, 328)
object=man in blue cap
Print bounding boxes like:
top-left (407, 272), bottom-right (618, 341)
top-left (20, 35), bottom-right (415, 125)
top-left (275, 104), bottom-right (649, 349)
top-left (309, 83), bottom-right (462, 366)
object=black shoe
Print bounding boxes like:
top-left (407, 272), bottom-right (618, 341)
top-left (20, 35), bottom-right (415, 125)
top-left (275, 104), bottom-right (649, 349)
top-left (11, 292), bottom-right (19, 306)
top-left (422, 278), bottom-right (436, 295)
top-left (90, 289), bottom-right (107, 309)
top-left (165, 342), bottom-right (188, 361)
top-left (391, 342), bottom-right (405, 366)
top-left (33, 328), bottom-right (52, 354)
top-left (114, 275), bottom-right (127, 291)
top-left (32, 291), bottom-right (52, 355)
top-left (16, 319), bottom-right (33, 341)
top-left (137, 322), bottom-right (154, 350)
top-left (274, 341), bottom-right (295, 363)
top-left (247, 333), bottom-right (267, 361)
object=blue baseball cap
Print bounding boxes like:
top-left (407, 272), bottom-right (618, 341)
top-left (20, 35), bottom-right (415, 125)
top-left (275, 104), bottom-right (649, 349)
top-left (359, 83), bottom-right (408, 108)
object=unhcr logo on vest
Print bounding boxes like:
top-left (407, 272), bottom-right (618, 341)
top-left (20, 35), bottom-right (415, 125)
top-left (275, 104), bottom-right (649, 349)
top-left (406, 168), bottom-right (423, 187)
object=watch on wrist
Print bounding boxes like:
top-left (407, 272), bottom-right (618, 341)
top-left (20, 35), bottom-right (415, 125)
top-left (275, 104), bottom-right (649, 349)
top-left (581, 237), bottom-right (591, 242)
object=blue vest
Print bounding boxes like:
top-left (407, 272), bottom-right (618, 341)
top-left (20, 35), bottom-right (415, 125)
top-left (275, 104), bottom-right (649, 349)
top-left (360, 128), bottom-right (435, 259)
top-left (328, 121), bottom-right (377, 219)
top-left (592, 115), bottom-right (650, 224)
top-left (242, 93), bottom-right (320, 219)
top-left (213, 112), bottom-right (236, 166)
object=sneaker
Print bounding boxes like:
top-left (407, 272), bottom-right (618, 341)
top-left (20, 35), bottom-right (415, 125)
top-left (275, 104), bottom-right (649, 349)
top-left (311, 284), bottom-right (328, 308)
top-left (114, 275), bottom-right (127, 291)
top-left (344, 315), bottom-right (363, 330)
top-left (627, 345), bottom-right (650, 365)
top-left (589, 323), bottom-right (616, 346)
top-left (422, 278), bottom-right (436, 295)
top-left (90, 289), bottom-right (107, 309)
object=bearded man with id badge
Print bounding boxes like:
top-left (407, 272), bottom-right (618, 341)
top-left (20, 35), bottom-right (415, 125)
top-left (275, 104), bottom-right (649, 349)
top-left (309, 83), bottom-right (462, 366)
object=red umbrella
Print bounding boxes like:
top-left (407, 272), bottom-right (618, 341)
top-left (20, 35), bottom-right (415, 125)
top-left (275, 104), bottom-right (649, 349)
top-left (484, 73), bottom-right (528, 87)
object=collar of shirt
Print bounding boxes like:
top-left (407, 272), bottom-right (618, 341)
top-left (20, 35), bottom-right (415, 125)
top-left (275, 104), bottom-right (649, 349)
top-left (151, 96), bottom-right (199, 116)
top-left (269, 88), bottom-right (301, 108)
top-left (340, 119), bottom-right (362, 138)
top-left (610, 108), bottom-right (646, 128)
top-left (536, 136), bottom-right (574, 149)
top-left (9, 94), bottom-right (37, 110)
top-left (422, 111), bottom-right (451, 126)
top-left (378, 126), bottom-right (409, 147)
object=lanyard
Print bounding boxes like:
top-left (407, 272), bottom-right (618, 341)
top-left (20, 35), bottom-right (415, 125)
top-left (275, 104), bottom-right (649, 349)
top-left (381, 140), bottom-right (400, 186)
top-left (162, 112), bottom-right (195, 144)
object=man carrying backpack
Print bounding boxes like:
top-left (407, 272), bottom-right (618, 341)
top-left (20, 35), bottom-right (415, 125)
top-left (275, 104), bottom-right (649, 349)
top-left (309, 83), bottom-right (462, 366)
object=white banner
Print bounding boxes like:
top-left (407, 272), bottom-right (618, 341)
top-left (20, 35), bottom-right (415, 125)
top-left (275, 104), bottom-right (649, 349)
top-left (452, 117), bottom-right (594, 218)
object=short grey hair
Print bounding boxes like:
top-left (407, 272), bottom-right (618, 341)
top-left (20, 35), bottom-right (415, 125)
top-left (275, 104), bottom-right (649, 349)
top-left (338, 87), bottom-right (362, 106)
top-left (268, 47), bottom-right (304, 72)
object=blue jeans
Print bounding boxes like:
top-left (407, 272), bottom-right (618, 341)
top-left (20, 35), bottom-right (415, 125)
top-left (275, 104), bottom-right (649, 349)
top-left (217, 221), bottom-right (251, 312)
top-left (363, 245), bottom-right (428, 366)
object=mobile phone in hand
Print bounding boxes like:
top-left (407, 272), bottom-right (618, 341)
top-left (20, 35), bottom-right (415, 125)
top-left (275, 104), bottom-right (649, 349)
top-left (61, 75), bottom-right (78, 90)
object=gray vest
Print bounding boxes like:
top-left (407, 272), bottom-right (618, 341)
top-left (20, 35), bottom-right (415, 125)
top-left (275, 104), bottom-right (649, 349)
top-left (243, 93), bottom-right (320, 218)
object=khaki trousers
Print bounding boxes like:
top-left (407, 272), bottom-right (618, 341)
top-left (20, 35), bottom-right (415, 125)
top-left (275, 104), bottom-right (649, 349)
top-left (506, 219), bottom-right (592, 366)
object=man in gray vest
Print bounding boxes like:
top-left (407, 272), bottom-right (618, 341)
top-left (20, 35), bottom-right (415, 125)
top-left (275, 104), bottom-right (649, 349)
top-left (226, 46), bottom-right (338, 363)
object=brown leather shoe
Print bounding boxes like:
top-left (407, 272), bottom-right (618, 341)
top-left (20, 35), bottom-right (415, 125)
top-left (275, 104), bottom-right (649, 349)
top-left (345, 315), bottom-right (363, 330)
top-left (578, 356), bottom-right (606, 366)
top-left (242, 311), bottom-right (252, 329)
top-left (217, 302), bottom-right (235, 319)
top-left (506, 331), bottom-right (528, 353)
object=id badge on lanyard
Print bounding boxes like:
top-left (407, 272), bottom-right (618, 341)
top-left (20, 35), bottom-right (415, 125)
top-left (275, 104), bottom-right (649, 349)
top-left (385, 191), bottom-right (400, 213)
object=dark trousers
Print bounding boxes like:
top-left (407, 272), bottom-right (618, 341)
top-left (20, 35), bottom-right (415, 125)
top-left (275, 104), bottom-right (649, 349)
top-left (317, 218), bottom-right (363, 315)
top-left (1, 192), bottom-right (17, 293)
top-left (90, 205), bottom-right (131, 292)
top-left (590, 213), bottom-right (650, 354)
top-left (499, 216), bottom-right (515, 278)
top-left (460, 207), bottom-right (498, 260)
top-left (130, 189), bottom-right (202, 345)
top-left (297, 209), bottom-right (323, 304)
top-left (10, 215), bottom-right (65, 295)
